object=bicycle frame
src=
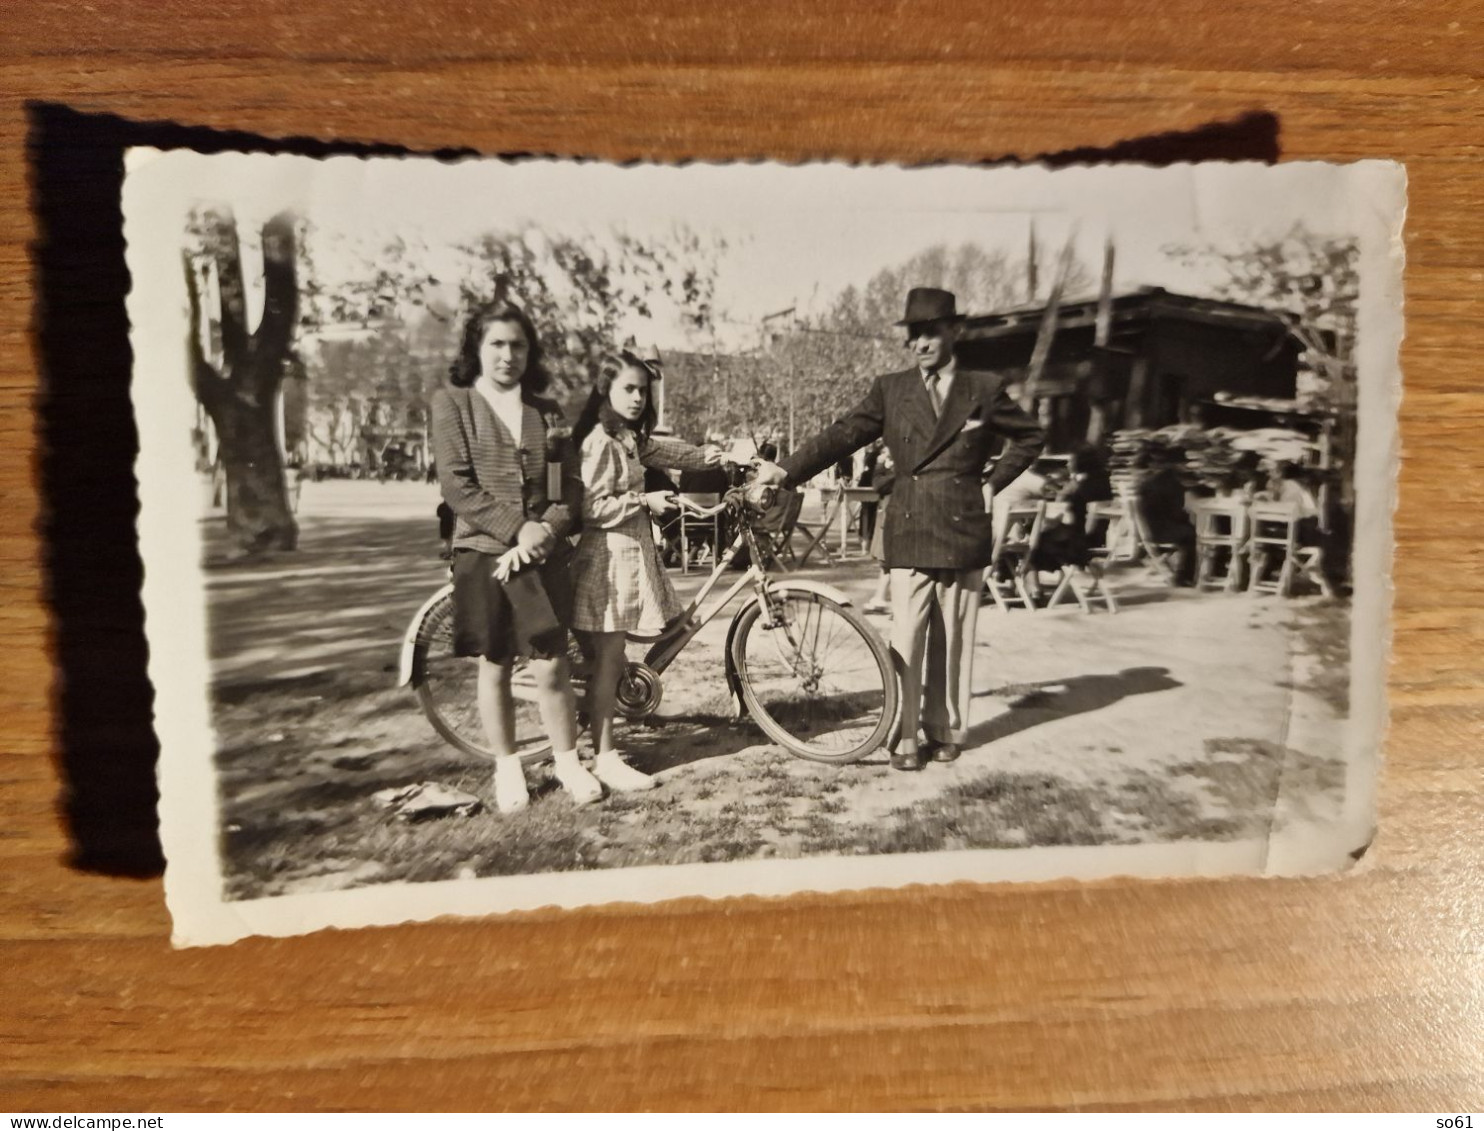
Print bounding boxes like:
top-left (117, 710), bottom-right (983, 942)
top-left (639, 526), bottom-right (765, 674)
top-left (398, 485), bottom-right (858, 696)
top-left (401, 479), bottom-right (894, 762)
top-left (640, 497), bottom-right (858, 709)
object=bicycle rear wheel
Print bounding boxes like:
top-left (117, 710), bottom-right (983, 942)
top-left (408, 590), bottom-right (570, 764)
top-left (729, 589), bottom-right (898, 763)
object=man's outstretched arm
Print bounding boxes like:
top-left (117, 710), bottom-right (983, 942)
top-left (754, 377), bottom-right (887, 488)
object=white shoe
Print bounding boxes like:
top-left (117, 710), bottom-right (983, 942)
top-left (493, 757), bottom-right (529, 815)
top-left (594, 749), bottom-right (656, 793)
top-left (553, 750), bottom-right (603, 807)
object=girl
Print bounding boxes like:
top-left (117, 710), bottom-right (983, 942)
top-left (569, 352), bottom-right (720, 791)
top-left (430, 298), bottom-right (602, 815)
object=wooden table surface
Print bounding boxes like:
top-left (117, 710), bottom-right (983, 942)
top-left (3, 1), bottom-right (1482, 1111)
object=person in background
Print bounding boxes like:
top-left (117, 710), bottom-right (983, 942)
top-left (989, 461), bottom-right (1050, 546)
top-left (430, 297), bottom-right (597, 816)
top-left (859, 437), bottom-right (885, 546)
top-left (1265, 460), bottom-right (1324, 549)
top-left (1043, 441), bottom-right (1113, 568)
top-left (1136, 448), bottom-right (1197, 585)
top-left (862, 441), bottom-right (895, 615)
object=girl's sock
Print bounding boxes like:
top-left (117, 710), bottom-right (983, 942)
top-left (594, 749), bottom-right (656, 793)
top-left (552, 749), bottom-right (603, 806)
top-left (493, 756), bottom-right (529, 815)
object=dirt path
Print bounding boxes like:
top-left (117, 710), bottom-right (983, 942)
top-left (204, 480), bottom-right (1350, 899)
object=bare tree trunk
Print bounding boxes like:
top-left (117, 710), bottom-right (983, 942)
top-left (185, 209), bottom-right (300, 553)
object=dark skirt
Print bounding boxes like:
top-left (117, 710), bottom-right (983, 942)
top-left (450, 549), bottom-right (568, 663)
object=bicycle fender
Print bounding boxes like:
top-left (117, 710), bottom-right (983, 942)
top-left (397, 582), bottom-right (455, 687)
top-left (721, 600), bottom-right (752, 715)
top-left (769, 579), bottom-right (855, 607)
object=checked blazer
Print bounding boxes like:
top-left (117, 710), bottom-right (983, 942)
top-left (430, 384), bottom-right (582, 555)
top-left (782, 367), bottom-right (1046, 571)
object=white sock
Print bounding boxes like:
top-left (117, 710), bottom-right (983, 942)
top-left (493, 756), bottom-right (529, 815)
top-left (594, 749), bottom-right (656, 792)
top-left (552, 749), bottom-right (603, 806)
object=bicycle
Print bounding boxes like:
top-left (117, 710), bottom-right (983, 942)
top-left (397, 469), bottom-right (900, 765)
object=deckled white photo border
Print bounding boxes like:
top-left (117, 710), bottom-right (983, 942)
top-left (121, 153), bottom-right (1404, 946)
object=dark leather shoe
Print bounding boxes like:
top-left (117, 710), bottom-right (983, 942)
top-left (890, 746), bottom-right (925, 772)
top-left (930, 742), bottom-right (962, 764)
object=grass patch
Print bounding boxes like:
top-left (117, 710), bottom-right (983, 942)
top-left (1285, 601), bottom-right (1351, 716)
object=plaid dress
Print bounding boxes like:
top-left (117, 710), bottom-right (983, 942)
top-left (570, 428), bottom-right (711, 634)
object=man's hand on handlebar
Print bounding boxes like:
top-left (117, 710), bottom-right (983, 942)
top-left (752, 459), bottom-right (787, 488)
top-left (747, 459), bottom-right (787, 507)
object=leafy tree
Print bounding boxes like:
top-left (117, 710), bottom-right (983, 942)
top-left (287, 224), bottom-right (724, 475)
top-left (320, 224), bottom-right (725, 404)
top-left (1165, 223), bottom-right (1359, 408)
top-left (184, 208), bottom-right (301, 553)
top-left (681, 240), bottom-right (1090, 452)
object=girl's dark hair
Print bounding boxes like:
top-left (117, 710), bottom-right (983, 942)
top-left (448, 297), bottom-right (550, 394)
top-left (572, 351), bottom-right (660, 447)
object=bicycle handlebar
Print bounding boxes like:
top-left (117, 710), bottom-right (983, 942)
top-left (673, 495), bottom-right (730, 518)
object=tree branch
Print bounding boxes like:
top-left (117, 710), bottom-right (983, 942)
top-left (182, 249), bottom-right (227, 412)
top-left (252, 211), bottom-right (300, 369)
top-left (205, 208), bottom-right (249, 368)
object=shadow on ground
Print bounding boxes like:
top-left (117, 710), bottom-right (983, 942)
top-left (969, 666), bottom-right (1183, 747)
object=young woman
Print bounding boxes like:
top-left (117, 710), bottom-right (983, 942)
top-left (569, 352), bottom-right (720, 791)
top-left (430, 298), bottom-right (601, 815)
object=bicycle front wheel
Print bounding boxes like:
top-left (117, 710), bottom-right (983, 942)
top-left (729, 589), bottom-right (898, 764)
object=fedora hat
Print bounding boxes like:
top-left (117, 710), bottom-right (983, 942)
top-left (895, 287), bottom-right (966, 327)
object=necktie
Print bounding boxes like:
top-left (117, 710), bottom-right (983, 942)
top-left (925, 370), bottom-right (943, 417)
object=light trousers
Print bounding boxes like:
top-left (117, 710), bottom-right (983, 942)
top-left (889, 565), bottom-right (985, 751)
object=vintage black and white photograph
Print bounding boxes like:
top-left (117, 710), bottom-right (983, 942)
top-left (122, 154), bottom-right (1403, 945)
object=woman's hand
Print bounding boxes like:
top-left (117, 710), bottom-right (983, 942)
top-left (516, 519), bottom-right (556, 560)
top-left (643, 490), bottom-right (678, 517)
top-left (701, 444), bottom-right (725, 467)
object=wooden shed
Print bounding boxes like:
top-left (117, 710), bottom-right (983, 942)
top-left (955, 287), bottom-right (1303, 452)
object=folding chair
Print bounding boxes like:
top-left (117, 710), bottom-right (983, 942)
top-left (752, 488), bottom-right (806, 571)
top-left (792, 483), bottom-right (839, 568)
top-left (678, 492), bottom-right (720, 574)
top-left (1192, 498), bottom-right (1250, 593)
top-left (1085, 497), bottom-right (1138, 567)
top-left (1246, 502), bottom-right (1333, 598)
top-left (986, 502), bottom-right (1046, 612)
top-left (1043, 542), bottom-right (1120, 614)
top-left (1004, 502), bottom-right (1117, 615)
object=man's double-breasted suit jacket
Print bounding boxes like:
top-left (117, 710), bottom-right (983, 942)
top-left (782, 366), bottom-right (1046, 571)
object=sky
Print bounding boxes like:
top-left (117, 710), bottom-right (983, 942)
top-left (124, 150), bottom-right (1404, 353)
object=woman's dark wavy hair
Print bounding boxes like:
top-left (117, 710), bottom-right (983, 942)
top-left (448, 297), bottom-right (550, 394)
top-left (572, 351), bottom-right (660, 448)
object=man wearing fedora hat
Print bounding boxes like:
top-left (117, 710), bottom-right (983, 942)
top-left (754, 286), bottom-right (1045, 770)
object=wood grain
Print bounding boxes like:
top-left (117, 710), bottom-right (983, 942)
top-left (2, 0), bottom-right (1482, 1111)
